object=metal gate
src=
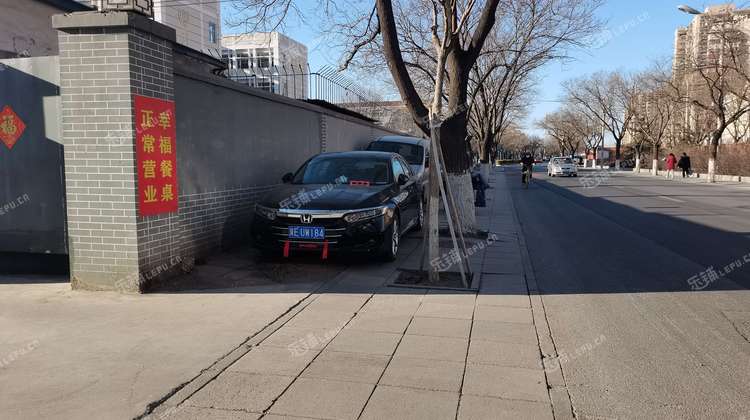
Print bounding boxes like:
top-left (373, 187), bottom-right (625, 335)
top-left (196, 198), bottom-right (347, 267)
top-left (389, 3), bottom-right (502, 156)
top-left (0, 56), bottom-right (67, 255)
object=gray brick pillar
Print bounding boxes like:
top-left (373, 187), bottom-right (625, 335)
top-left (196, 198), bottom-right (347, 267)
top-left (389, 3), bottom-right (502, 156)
top-left (53, 12), bottom-right (182, 292)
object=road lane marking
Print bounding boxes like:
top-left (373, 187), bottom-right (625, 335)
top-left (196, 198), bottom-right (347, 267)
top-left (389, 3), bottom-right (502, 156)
top-left (660, 196), bottom-right (685, 203)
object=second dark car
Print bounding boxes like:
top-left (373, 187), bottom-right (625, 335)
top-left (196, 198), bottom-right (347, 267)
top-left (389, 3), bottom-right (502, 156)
top-left (252, 151), bottom-right (423, 260)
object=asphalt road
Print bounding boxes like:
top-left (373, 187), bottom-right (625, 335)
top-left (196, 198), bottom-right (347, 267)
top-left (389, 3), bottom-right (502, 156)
top-left (507, 165), bottom-right (750, 419)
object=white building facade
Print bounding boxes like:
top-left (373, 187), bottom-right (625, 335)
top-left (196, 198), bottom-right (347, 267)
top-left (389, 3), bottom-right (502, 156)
top-left (77, 0), bottom-right (221, 53)
top-left (221, 32), bottom-right (308, 99)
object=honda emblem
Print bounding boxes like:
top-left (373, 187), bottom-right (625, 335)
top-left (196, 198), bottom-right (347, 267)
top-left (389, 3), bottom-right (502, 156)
top-left (300, 214), bottom-right (313, 224)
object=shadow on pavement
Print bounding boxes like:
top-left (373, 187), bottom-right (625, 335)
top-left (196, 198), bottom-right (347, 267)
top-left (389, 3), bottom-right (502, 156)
top-left (508, 166), bottom-right (750, 295)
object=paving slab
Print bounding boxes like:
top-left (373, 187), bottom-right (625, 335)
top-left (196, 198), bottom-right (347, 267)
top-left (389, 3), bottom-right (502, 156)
top-left (346, 311), bottom-right (413, 334)
top-left (361, 294), bottom-right (424, 315)
top-left (470, 320), bottom-right (538, 345)
top-left (228, 345), bottom-right (318, 376)
top-left (462, 363), bottom-right (548, 402)
top-left (282, 308), bottom-right (354, 330)
top-left (458, 395), bottom-right (553, 420)
top-left (423, 290), bottom-right (477, 306)
top-left (473, 304), bottom-right (533, 324)
top-left (301, 351), bottom-right (390, 384)
top-left (394, 334), bottom-right (469, 362)
top-left (304, 294), bottom-right (370, 312)
top-left (414, 302), bottom-right (475, 320)
top-left (406, 316), bottom-right (471, 338)
top-left (185, 372), bottom-right (293, 412)
top-left (260, 326), bottom-right (341, 351)
top-left (326, 329), bottom-right (401, 356)
top-left (268, 377), bottom-right (374, 420)
top-left (475, 293), bottom-right (531, 308)
top-left (162, 406), bottom-right (261, 420)
top-left (380, 356), bottom-right (465, 392)
top-left (467, 340), bottom-right (542, 369)
top-left (359, 385), bottom-right (459, 420)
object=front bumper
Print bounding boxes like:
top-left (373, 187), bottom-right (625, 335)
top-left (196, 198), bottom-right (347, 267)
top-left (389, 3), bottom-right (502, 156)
top-left (551, 169), bottom-right (577, 176)
top-left (252, 209), bottom-right (392, 254)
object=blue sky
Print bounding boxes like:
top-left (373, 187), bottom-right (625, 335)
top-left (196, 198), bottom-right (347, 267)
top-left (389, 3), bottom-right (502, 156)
top-left (221, 1), bottom-right (701, 133)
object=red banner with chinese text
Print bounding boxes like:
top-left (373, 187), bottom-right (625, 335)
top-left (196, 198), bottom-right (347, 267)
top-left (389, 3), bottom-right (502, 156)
top-left (134, 95), bottom-right (178, 216)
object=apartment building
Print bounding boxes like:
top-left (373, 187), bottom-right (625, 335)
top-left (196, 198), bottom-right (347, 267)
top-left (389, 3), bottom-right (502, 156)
top-left (672, 3), bottom-right (750, 144)
top-left (221, 32), bottom-right (308, 99)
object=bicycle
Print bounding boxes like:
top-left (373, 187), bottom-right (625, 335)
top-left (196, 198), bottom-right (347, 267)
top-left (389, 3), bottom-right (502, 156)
top-left (522, 166), bottom-right (532, 189)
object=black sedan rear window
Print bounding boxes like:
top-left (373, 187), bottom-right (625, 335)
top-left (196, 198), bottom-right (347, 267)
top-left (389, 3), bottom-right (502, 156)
top-left (367, 142), bottom-right (424, 166)
top-left (293, 157), bottom-right (392, 185)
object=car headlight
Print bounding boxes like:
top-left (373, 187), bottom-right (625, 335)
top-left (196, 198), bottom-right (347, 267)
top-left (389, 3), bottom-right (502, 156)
top-left (255, 204), bottom-right (277, 221)
top-left (344, 206), bottom-right (389, 223)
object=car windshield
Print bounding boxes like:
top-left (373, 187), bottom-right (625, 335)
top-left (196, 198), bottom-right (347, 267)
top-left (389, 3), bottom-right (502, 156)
top-left (367, 142), bottom-right (424, 165)
top-left (293, 156), bottom-right (392, 185)
top-left (555, 158), bottom-right (573, 164)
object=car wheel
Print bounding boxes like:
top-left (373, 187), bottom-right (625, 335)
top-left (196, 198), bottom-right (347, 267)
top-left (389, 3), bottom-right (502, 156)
top-left (414, 200), bottom-right (424, 231)
top-left (573, 173), bottom-right (578, 177)
top-left (381, 217), bottom-right (400, 261)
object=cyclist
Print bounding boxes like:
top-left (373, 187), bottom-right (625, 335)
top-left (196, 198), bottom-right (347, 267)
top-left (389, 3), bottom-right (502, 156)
top-left (521, 153), bottom-right (534, 185)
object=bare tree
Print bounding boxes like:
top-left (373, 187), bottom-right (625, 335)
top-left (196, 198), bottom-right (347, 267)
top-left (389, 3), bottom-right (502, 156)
top-left (538, 109), bottom-right (582, 157)
top-left (630, 72), bottom-right (677, 175)
top-left (466, 0), bottom-right (601, 166)
top-left (566, 108), bottom-right (604, 167)
top-left (563, 71), bottom-right (636, 170)
top-left (670, 11), bottom-right (750, 181)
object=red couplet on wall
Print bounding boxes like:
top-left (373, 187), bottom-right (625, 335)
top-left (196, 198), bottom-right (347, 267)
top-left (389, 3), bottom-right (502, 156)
top-left (134, 95), bottom-right (178, 216)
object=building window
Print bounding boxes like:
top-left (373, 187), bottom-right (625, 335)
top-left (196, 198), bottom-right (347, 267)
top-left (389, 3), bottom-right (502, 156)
top-left (236, 50), bottom-right (249, 70)
top-left (208, 22), bottom-right (217, 44)
top-left (255, 48), bottom-right (273, 68)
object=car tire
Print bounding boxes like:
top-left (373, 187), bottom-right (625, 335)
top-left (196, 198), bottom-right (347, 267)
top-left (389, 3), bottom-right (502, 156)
top-left (573, 174), bottom-right (578, 177)
top-left (381, 217), bottom-right (400, 261)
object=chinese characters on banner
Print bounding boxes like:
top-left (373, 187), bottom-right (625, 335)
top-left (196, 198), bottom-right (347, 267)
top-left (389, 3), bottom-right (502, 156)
top-left (134, 95), bottom-right (178, 216)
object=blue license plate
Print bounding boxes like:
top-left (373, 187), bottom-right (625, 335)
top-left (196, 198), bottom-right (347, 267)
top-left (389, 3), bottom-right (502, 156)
top-left (288, 226), bottom-right (325, 240)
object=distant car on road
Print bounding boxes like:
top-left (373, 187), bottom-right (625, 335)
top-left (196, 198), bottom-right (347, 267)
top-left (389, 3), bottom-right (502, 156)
top-left (547, 157), bottom-right (578, 177)
top-left (366, 136), bottom-right (429, 194)
top-left (252, 151), bottom-right (423, 261)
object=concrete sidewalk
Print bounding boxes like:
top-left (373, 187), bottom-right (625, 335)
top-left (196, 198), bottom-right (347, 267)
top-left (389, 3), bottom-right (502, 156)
top-left (624, 168), bottom-right (750, 188)
top-left (0, 251), bottom-right (351, 420)
top-left (147, 168), bottom-right (562, 420)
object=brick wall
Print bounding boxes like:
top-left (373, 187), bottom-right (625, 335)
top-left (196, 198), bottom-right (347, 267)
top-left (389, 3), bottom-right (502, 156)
top-left (127, 27), bottom-right (181, 280)
top-left (58, 27), bottom-right (141, 290)
top-left (55, 12), bottom-right (180, 291)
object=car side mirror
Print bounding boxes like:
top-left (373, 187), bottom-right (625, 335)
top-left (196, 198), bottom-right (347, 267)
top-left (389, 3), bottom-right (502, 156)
top-left (282, 172), bottom-right (294, 183)
top-left (398, 174), bottom-right (409, 185)
top-left (424, 155), bottom-right (430, 168)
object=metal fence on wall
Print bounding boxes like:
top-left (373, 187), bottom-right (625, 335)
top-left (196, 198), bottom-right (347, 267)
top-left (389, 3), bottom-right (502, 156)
top-left (222, 64), bottom-right (388, 122)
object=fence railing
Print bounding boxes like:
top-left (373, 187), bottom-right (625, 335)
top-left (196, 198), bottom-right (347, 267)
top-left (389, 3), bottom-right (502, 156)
top-left (221, 64), bottom-right (387, 122)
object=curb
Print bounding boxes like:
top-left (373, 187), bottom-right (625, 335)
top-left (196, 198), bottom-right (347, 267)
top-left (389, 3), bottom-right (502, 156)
top-left (502, 168), bottom-right (576, 420)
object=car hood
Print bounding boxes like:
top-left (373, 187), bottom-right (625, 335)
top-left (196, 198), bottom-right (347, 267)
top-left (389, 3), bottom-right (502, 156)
top-left (553, 163), bottom-right (576, 169)
top-left (260, 184), bottom-right (396, 210)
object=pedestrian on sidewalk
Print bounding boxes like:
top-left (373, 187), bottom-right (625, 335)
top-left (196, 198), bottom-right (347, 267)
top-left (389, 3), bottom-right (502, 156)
top-left (678, 152), bottom-right (691, 178)
top-left (665, 153), bottom-right (677, 180)
top-left (472, 163), bottom-right (490, 207)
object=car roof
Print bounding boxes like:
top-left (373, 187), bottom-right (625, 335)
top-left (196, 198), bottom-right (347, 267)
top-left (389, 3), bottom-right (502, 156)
top-left (315, 151), bottom-right (396, 160)
top-left (372, 135), bottom-right (427, 146)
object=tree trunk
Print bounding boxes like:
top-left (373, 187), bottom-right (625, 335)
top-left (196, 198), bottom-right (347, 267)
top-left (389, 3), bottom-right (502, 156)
top-left (442, 50), bottom-right (472, 174)
top-left (651, 144), bottom-right (659, 176)
top-left (481, 131), bottom-right (493, 164)
top-left (634, 147), bottom-right (641, 172)
top-left (592, 146), bottom-right (598, 169)
top-left (708, 133), bottom-right (720, 183)
top-left (614, 138), bottom-right (622, 170)
top-left (447, 173), bottom-right (476, 232)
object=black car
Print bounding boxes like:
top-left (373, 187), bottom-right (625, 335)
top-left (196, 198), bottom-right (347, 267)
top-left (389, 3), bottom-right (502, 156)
top-left (252, 151), bottom-right (423, 260)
